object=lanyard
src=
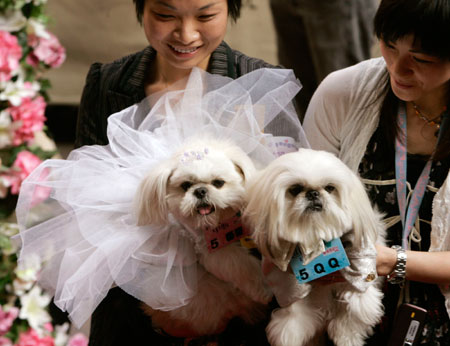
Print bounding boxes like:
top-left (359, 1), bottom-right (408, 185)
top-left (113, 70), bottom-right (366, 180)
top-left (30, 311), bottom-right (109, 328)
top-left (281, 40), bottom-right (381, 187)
top-left (395, 103), bottom-right (433, 249)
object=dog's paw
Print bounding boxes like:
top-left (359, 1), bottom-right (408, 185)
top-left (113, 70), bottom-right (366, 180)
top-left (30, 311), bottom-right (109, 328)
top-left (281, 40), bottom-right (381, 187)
top-left (253, 285), bottom-right (274, 304)
top-left (238, 279), bottom-right (273, 304)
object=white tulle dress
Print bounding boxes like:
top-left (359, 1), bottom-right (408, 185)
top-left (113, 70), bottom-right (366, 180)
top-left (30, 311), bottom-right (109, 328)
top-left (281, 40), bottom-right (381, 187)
top-left (14, 68), bottom-right (308, 328)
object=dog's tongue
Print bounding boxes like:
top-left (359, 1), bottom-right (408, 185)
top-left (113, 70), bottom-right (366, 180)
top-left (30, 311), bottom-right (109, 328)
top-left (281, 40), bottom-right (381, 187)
top-left (198, 206), bottom-right (213, 215)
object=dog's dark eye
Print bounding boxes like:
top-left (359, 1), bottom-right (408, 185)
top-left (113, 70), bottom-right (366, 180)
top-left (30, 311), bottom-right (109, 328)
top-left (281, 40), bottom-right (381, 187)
top-left (180, 181), bottom-right (193, 191)
top-left (212, 179), bottom-right (225, 188)
top-left (288, 184), bottom-right (304, 197)
top-left (325, 185), bottom-right (335, 193)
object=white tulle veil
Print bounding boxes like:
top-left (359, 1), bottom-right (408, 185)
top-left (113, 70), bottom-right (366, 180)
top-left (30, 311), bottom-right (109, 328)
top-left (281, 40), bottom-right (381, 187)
top-left (14, 68), bottom-right (309, 328)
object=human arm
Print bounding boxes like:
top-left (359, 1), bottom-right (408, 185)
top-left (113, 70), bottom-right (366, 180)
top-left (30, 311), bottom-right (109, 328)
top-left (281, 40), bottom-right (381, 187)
top-left (376, 243), bottom-right (450, 284)
top-left (303, 58), bottom-right (387, 172)
top-left (302, 69), bottom-right (348, 155)
top-left (75, 63), bottom-right (105, 148)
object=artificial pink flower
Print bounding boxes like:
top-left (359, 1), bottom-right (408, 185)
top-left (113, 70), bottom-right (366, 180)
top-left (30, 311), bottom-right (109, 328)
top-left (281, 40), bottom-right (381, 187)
top-left (8, 96), bottom-right (46, 145)
top-left (43, 323), bottom-right (53, 333)
top-left (0, 30), bottom-right (22, 82)
top-left (27, 32), bottom-right (65, 68)
top-left (0, 306), bottom-right (19, 336)
top-left (3, 151), bottom-right (43, 195)
top-left (67, 334), bottom-right (88, 346)
top-left (15, 329), bottom-right (54, 346)
top-left (0, 336), bottom-right (12, 346)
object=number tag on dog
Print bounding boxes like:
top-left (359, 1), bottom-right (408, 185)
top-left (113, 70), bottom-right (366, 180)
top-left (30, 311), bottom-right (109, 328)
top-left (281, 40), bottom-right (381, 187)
top-left (204, 213), bottom-right (250, 253)
top-left (290, 238), bottom-right (350, 283)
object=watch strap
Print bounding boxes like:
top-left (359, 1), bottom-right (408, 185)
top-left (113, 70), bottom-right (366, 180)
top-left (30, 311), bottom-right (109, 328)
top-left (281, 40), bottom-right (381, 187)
top-left (387, 245), bottom-right (407, 285)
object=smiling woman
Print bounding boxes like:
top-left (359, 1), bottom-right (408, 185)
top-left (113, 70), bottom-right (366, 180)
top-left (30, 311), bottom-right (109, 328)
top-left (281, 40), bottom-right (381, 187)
top-left (75, 0), bottom-right (275, 148)
top-left (303, 0), bottom-right (450, 344)
top-left (74, 0), bottom-right (279, 345)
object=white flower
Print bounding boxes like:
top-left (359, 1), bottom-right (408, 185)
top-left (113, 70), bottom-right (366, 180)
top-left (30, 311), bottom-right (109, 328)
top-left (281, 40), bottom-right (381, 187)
top-left (27, 18), bottom-right (50, 39)
top-left (54, 323), bottom-right (70, 346)
top-left (0, 9), bottom-right (27, 32)
top-left (0, 110), bottom-right (12, 128)
top-left (19, 285), bottom-right (52, 332)
top-left (0, 76), bottom-right (40, 106)
top-left (12, 277), bottom-right (34, 295)
top-left (0, 110), bottom-right (13, 149)
top-left (15, 253), bottom-right (42, 282)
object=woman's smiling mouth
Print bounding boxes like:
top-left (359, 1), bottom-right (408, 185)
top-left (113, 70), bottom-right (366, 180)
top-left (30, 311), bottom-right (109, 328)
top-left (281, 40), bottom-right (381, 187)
top-left (169, 44), bottom-right (200, 54)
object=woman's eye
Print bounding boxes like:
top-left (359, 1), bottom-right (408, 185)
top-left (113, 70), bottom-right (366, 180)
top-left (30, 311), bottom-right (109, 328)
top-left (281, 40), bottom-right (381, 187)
top-left (154, 12), bottom-right (174, 19)
top-left (325, 185), bottom-right (335, 193)
top-left (385, 41), bottom-right (395, 49)
top-left (212, 179), bottom-right (225, 188)
top-left (181, 182), bottom-right (193, 191)
top-left (198, 13), bottom-right (216, 21)
top-left (413, 56), bottom-right (433, 64)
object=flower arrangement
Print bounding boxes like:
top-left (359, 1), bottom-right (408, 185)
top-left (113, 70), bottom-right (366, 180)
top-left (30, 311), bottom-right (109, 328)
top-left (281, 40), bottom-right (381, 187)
top-left (0, 0), bottom-right (65, 219)
top-left (0, 1), bottom-right (88, 345)
top-left (1, 223), bottom-right (87, 346)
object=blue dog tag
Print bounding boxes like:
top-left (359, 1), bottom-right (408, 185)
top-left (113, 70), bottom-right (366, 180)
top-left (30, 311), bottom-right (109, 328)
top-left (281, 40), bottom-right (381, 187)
top-left (290, 238), bottom-right (350, 284)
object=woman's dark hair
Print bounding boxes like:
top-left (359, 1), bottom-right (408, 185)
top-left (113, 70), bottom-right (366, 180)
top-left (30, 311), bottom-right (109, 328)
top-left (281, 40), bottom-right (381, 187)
top-left (374, 0), bottom-right (450, 161)
top-left (132, 0), bottom-right (242, 24)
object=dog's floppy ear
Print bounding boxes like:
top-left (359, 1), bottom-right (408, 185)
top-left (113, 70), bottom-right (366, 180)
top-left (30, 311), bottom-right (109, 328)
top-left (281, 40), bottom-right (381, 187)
top-left (345, 173), bottom-right (383, 247)
top-left (244, 166), bottom-right (294, 271)
top-left (223, 144), bottom-right (255, 182)
top-left (134, 162), bottom-right (173, 226)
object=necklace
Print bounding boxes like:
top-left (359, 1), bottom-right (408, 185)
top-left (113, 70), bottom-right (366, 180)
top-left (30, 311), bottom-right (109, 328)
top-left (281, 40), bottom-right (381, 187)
top-left (412, 102), bottom-right (447, 129)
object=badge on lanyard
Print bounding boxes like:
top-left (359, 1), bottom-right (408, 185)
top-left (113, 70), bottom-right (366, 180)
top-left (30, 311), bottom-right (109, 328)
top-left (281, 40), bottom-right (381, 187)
top-left (395, 103), bottom-right (434, 249)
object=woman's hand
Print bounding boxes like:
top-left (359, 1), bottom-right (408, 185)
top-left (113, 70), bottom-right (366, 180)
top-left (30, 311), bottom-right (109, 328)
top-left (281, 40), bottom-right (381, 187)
top-left (375, 244), bottom-right (450, 284)
top-left (375, 243), bottom-right (397, 277)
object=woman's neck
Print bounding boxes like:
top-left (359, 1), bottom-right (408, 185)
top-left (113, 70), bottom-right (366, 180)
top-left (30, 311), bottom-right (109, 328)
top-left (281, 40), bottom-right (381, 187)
top-left (156, 56), bottom-right (192, 84)
top-left (412, 82), bottom-right (448, 116)
top-left (145, 54), bottom-right (210, 96)
top-left (405, 101), bottom-right (439, 156)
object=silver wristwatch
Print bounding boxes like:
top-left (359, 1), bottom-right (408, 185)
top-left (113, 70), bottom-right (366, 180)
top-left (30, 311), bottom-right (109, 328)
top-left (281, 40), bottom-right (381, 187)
top-left (387, 245), bottom-right (407, 285)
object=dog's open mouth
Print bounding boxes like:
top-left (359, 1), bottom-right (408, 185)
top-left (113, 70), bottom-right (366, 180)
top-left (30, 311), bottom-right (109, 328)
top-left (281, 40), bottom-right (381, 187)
top-left (196, 203), bottom-right (215, 216)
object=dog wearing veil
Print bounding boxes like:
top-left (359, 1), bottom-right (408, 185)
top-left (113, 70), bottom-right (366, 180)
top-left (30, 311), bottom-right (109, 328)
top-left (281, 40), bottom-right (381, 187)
top-left (134, 137), bottom-right (273, 335)
top-left (13, 68), bottom-right (307, 337)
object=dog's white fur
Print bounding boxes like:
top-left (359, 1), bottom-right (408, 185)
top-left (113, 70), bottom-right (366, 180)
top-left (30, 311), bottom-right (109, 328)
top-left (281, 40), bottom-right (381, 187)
top-left (245, 148), bottom-right (385, 346)
top-left (135, 138), bottom-right (272, 335)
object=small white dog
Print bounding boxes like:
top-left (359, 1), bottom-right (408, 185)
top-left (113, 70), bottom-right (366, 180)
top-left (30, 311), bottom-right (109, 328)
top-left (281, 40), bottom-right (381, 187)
top-left (245, 148), bottom-right (385, 346)
top-left (134, 138), bottom-right (272, 336)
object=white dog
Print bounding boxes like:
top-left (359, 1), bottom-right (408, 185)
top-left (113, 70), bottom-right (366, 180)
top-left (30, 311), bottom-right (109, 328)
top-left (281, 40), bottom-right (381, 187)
top-left (245, 148), bottom-right (385, 346)
top-left (134, 138), bottom-right (272, 336)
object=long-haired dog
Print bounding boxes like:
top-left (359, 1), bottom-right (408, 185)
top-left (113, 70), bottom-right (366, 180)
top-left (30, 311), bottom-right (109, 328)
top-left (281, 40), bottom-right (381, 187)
top-left (245, 148), bottom-right (385, 346)
top-left (134, 138), bottom-right (272, 336)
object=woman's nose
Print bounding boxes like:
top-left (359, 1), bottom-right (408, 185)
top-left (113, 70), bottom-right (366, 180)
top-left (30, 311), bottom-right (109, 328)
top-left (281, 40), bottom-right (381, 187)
top-left (173, 20), bottom-right (200, 44)
top-left (392, 55), bottom-right (413, 77)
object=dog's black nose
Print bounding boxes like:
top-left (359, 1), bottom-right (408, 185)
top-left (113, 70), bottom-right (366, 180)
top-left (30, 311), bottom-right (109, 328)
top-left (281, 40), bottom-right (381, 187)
top-left (194, 187), bottom-right (208, 199)
top-left (306, 190), bottom-right (320, 200)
